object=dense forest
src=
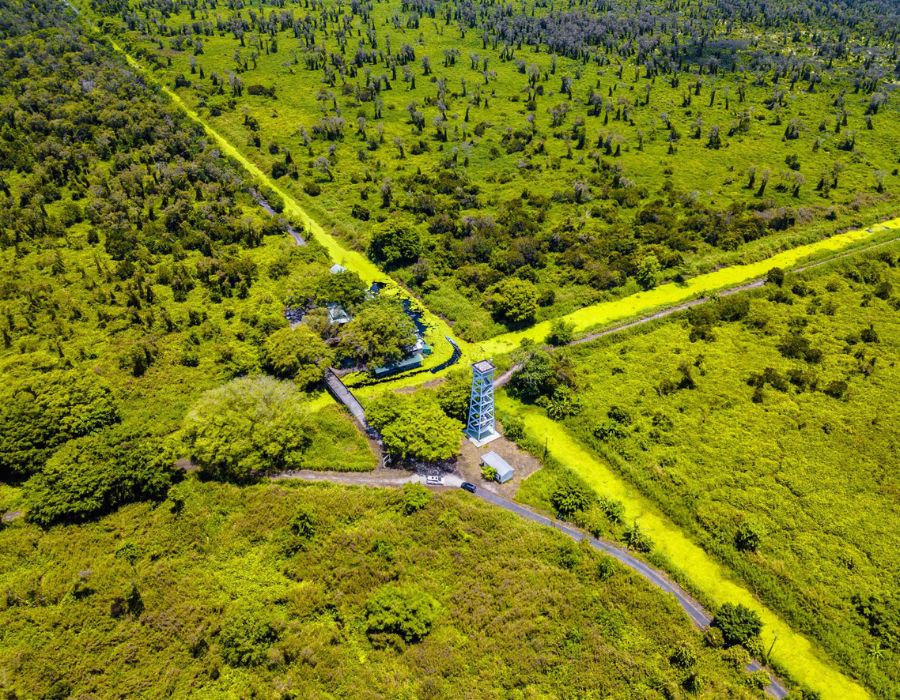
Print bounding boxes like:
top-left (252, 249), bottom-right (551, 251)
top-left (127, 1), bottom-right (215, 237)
top-left (87, 0), bottom-right (900, 338)
top-left (506, 251), bottom-right (900, 696)
top-left (0, 0), bottom-right (393, 528)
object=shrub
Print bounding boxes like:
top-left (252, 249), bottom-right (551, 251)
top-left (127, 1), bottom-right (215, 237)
top-left (398, 483), bottom-right (432, 515)
top-left (182, 376), bottom-right (312, 482)
top-left (364, 585), bottom-right (439, 645)
top-left (546, 385), bottom-right (583, 419)
top-left (734, 523), bottom-right (761, 552)
top-left (670, 644), bottom-right (697, 669)
top-left (550, 474), bottom-right (593, 518)
top-left (487, 278), bottom-right (539, 325)
top-left (682, 671), bottom-right (703, 693)
top-left (501, 414), bottom-right (525, 442)
top-left (599, 496), bottom-right (625, 524)
top-left (25, 430), bottom-right (177, 527)
top-left (0, 370), bottom-right (120, 480)
top-left (289, 508), bottom-right (316, 539)
top-left (556, 540), bottom-right (583, 570)
top-left (507, 350), bottom-right (558, 403)
top-left (823, 379), bottom-right (849, 399)
top-left (546, 319), bottom-right (575, 345)
top-left (711, 603), bottom-right (763, 647)
top-left (623, 522), bottom-right (654, 553)
top-left (596, 557), bottom-right (617, 581)
top-left (368, 224), bottom-right (421, 268)
top-left (481, 465), bottom-right (498, 481)
top-left (219, 610), bottom-right (278, 667)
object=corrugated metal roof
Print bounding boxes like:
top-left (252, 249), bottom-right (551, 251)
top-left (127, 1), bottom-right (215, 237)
top-left (481, 451), bottom-right (513, 476)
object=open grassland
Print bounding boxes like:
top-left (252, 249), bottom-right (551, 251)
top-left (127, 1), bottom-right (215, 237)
top-left (513, 249), bottom-right (900, 696)
top-left (0, 479), bottom-right (767, 698)
top-left (86, 0), bottom-right (900, 340)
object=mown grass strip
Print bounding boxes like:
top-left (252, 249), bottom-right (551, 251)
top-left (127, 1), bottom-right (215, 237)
top-left (498, 394), bottom-right (870, 700)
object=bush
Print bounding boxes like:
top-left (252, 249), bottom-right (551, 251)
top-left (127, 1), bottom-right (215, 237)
top-left (219, 609), bottom-right (278, 667)
top-left (398, 483), bottom-right (432, 515)
top-left (670, 644), bottom-right (696, 669)
top-left (289, 508), bottom-right (316, 539)
top-left (711, 603), bottom-right (763, 647)
top-left (501, 414), bottom-right (525, 441)
top-left (598, 496), bottom-right (625, 524)
top-left (734, 523), bottom-right (761, 552)
top-left (368, 224), bottom-right (421, 268)
top-left (545, 385), bottom-right (583, 419)
top-left (25, 430), bottom-right (177, 527)
top-left (550, 474), bottom-right (594, 518)
top-left (0, 371), bottom-right (120, 480)
top-left (364, 585), bottom-right (439, 645)
top-left (507, 350), bottom-right (558, 403)
top-left (596, 557), bottom-right (617, 581)
top-left (623, 521), bottom-right (654, 553)
top-left (182, 376), bottom-right (313, 483)
top-left (481, 465), bottom-right (498, 481)
top-left (546, 319), bottom-right (575, 345)
top-left (263, 326), bottom-right (334, 388)
top-left (487, 278), bottom-right (539, 325)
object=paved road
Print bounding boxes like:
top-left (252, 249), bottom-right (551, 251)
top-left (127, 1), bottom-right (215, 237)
top-left (250, 188), bottom-right (307, 245)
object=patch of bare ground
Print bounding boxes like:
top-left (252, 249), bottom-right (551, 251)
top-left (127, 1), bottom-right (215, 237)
top-left (457, 435), bottom-right (542, 498)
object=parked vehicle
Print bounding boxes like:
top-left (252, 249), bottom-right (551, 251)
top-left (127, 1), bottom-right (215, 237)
top-left (461, 482), bottom-right (477, 493)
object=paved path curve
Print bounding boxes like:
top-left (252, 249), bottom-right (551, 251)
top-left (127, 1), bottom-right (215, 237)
top-left (270, 469), bottom-right (788, 698)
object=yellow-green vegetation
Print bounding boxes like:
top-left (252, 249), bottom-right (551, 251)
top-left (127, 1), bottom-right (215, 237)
top-left (505, 396), bottom-right (868, 700)
top-left (510, 249), bottom-right (900, 697)
top-left (478, 219), bottom-right (900, 355)
top-left (86, 0), bottom-right (899, 341)
top-left (0, 478), bottom-right (771, 698)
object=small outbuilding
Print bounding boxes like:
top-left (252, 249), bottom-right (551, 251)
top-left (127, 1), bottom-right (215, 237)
top-left (481, 451), bottom-right (514, 484)
top-left (326, 302), bottom-right (352, 325)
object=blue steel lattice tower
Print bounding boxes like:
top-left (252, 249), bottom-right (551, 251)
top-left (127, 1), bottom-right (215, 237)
top-left (466, 360), bottom-right (499, 444)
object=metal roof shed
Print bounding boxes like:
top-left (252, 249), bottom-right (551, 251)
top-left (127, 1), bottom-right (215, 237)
top-left (481, 451), bottom-right (514, 484)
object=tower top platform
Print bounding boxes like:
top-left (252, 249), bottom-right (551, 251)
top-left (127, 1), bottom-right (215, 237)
top-left (472, 360), bottom-right (495, 374)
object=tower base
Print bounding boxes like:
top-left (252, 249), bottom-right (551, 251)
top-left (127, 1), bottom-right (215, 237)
top-left (466, 429), bottom-right (501, 448)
